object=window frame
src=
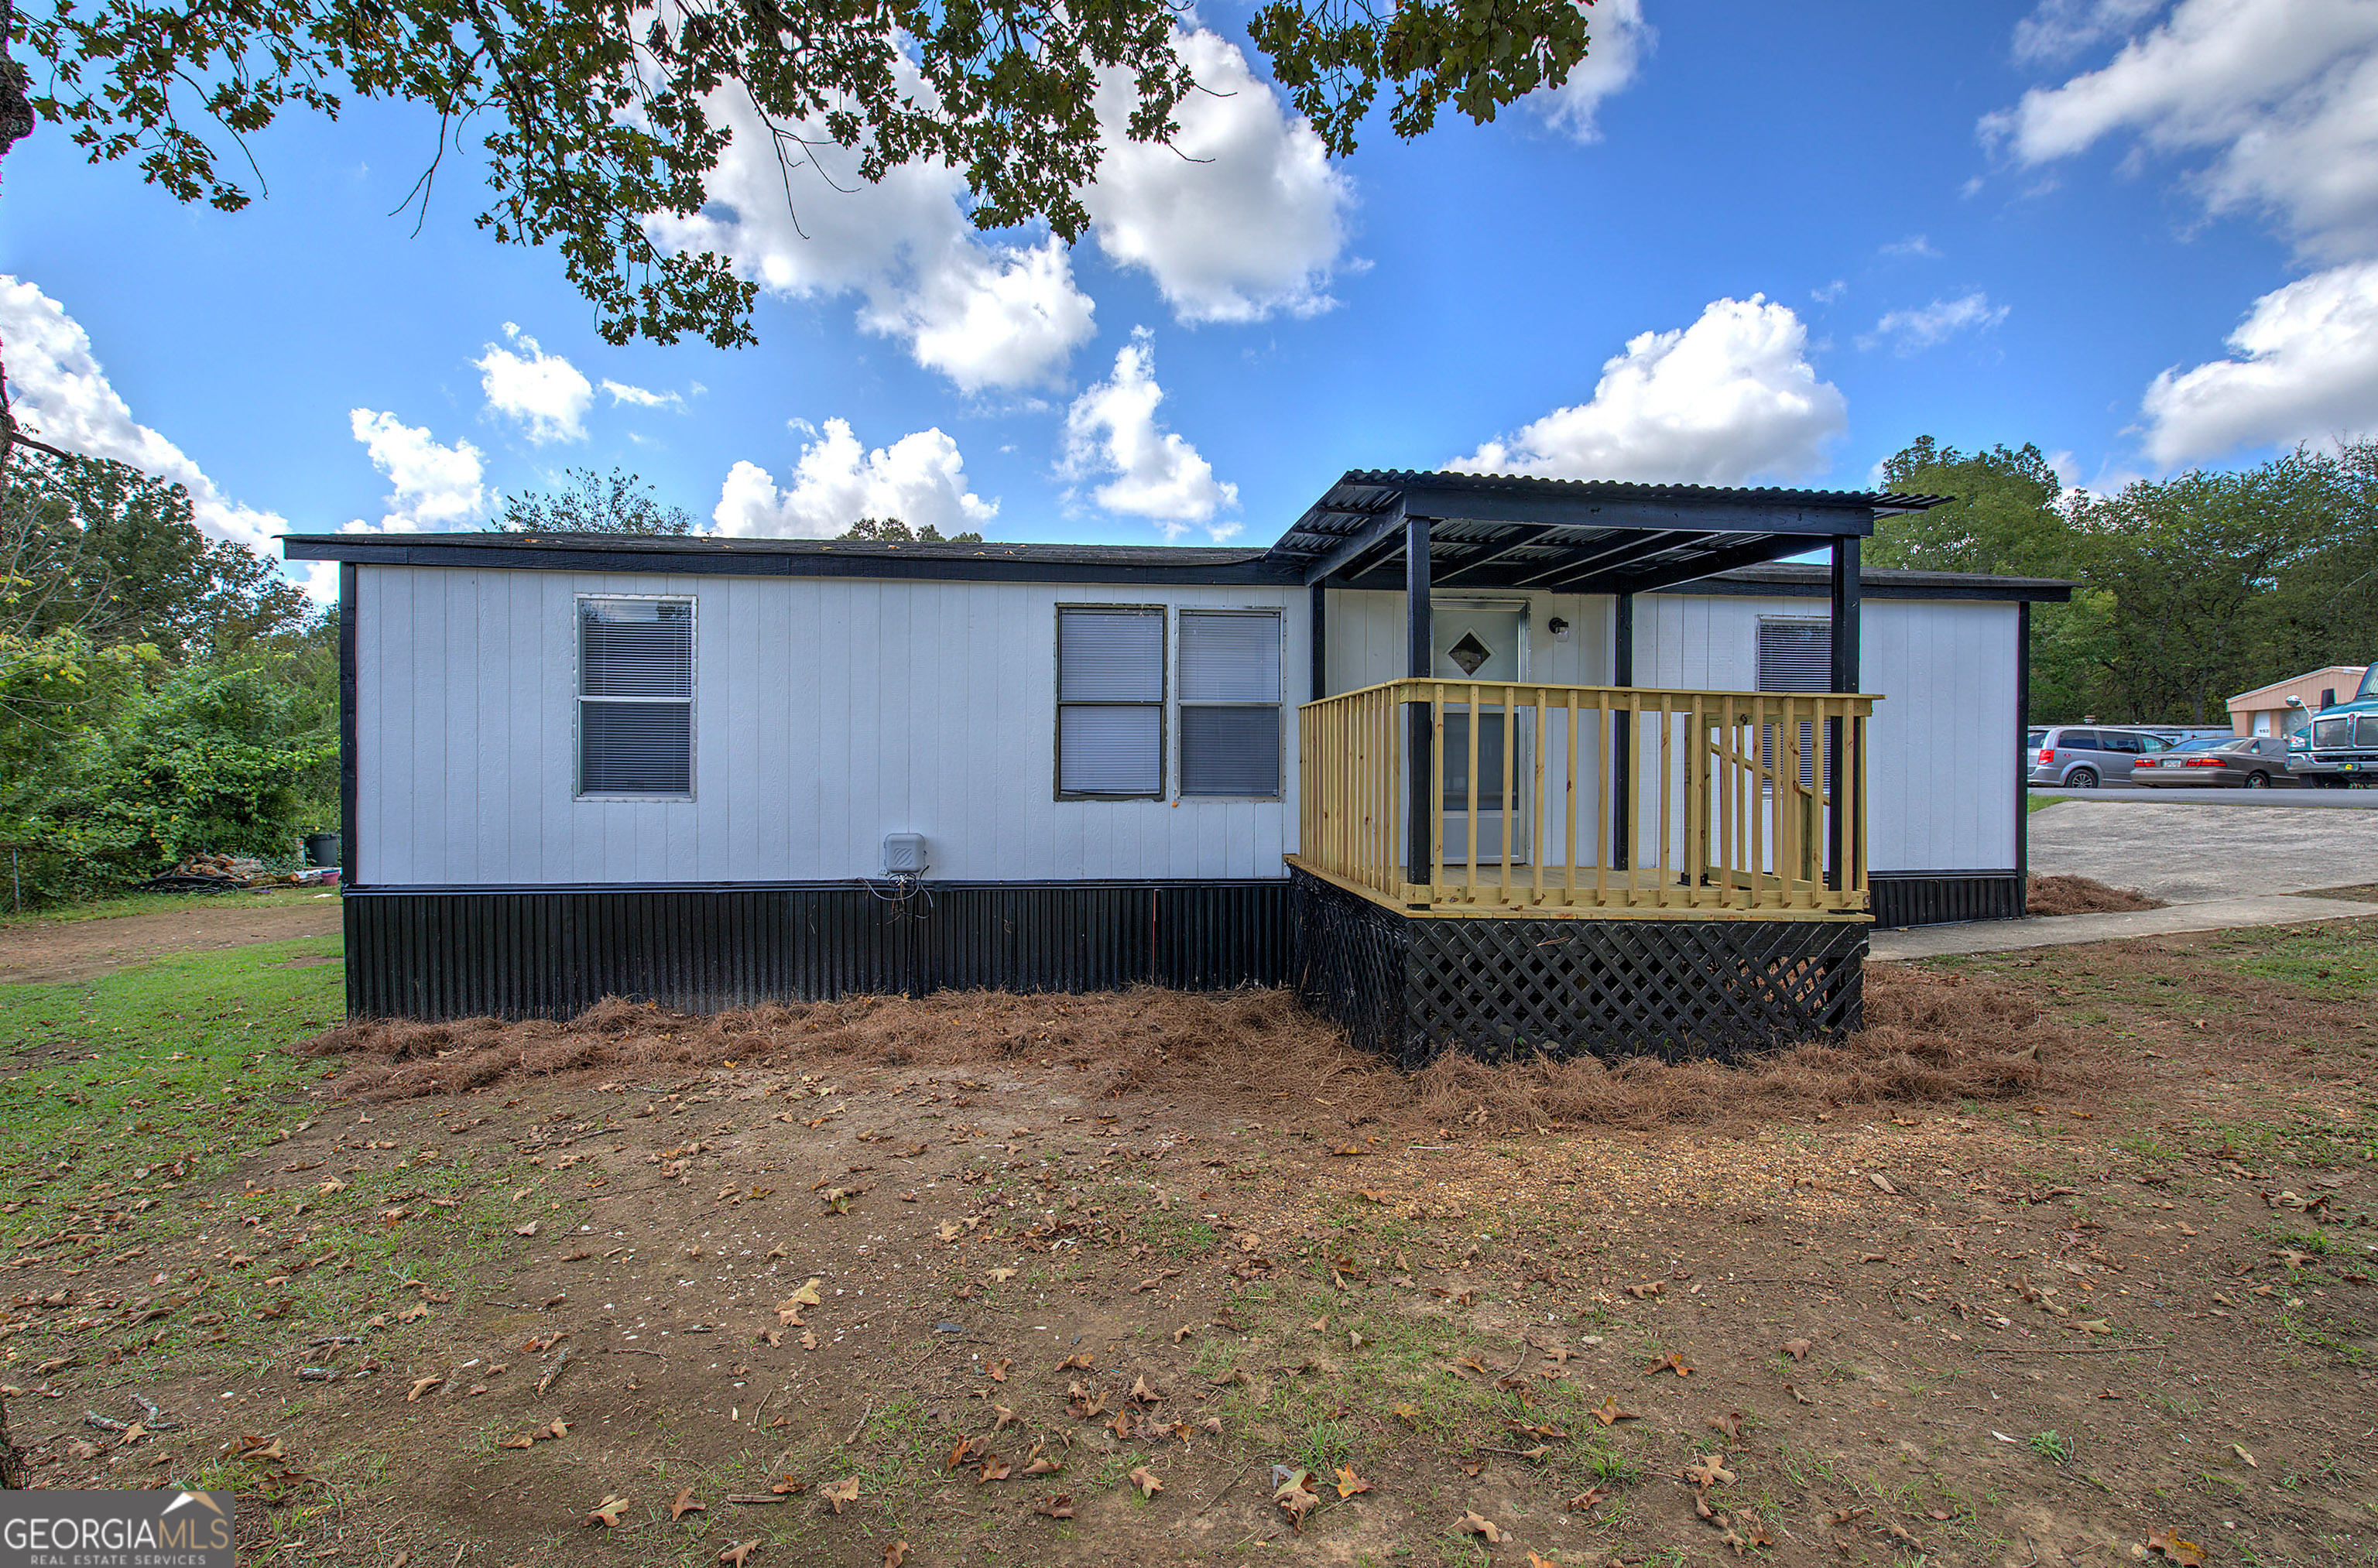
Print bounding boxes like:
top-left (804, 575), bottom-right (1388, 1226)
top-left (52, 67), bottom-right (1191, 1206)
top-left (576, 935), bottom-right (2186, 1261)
top-left (574, 593), bottom-right (697, 802)
top-left (1174, 607), bottom-right (1287, 801)
top-left (1054, 603), bottom-right (1169, 802)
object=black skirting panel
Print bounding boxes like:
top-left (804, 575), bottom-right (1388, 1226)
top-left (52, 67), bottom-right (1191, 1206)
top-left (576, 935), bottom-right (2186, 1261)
top-left (344, 881), bottom-right (1293, 1021)
top-left (1290, 868), bottom-right (1866, 1069)
top-left (1868, 871), bottom-right (2024, 929)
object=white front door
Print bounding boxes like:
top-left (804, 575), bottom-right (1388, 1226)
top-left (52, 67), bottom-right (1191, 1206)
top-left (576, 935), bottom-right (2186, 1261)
top-left (1431, 602), bottom-right (1528, 864)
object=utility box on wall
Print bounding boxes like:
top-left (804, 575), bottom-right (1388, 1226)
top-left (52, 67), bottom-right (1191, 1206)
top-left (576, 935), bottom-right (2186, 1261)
top-left (882, 833), bottom-right (928, 876)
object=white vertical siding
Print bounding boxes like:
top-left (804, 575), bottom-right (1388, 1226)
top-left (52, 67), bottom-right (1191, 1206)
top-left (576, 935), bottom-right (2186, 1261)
top-left (1638, 594), bottom-right (2017, 873)
top-left (355, 568), bottom-right (1304, 885)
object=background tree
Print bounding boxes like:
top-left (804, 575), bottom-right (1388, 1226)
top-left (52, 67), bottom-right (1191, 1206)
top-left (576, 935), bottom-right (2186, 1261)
top-left (494, 468), bottom-right (694, 535)
top-left (2, 450), bottom-right (313, 657)
top-left (838, 516), bottom-right (983, 544)
top-left (1875, 434), bottom-right (2378, 725)
top-left (16, 0), bottom-right (1597, 352)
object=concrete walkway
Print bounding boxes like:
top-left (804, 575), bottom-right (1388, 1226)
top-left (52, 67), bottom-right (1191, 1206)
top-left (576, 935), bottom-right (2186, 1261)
top-left (1870, 892), bottom-right (2373, 960)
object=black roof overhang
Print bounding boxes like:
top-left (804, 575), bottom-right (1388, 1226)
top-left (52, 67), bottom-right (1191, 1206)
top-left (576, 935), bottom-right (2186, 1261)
top-left (1268, 471), bottom-right (1951, 596)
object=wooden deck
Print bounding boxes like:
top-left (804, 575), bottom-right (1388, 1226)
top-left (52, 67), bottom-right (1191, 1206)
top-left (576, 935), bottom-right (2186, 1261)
top-left (1297, 678), bottom-right (1876, 921)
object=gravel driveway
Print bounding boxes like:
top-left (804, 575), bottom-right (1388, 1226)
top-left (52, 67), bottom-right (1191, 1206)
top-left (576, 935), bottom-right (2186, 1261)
top-left (2030, 799), bottom-right (2378, 902)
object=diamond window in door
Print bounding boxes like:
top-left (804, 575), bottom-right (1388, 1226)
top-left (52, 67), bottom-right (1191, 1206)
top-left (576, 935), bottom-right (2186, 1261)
top-left (1447, 630), bottom-right (1493, 676)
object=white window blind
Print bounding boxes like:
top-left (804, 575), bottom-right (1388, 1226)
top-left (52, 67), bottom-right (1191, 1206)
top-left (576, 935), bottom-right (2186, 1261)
top-left (1756, 619), bottom-right (1830, 789)
top-left (579, 598), bottom-right (693, 796)
top-left (1756, 621), bottom-right (1831, 693)
top-left (1057, 608), bottom-right (1164, 796)
top-left (1178, 611), bottom-right (1282, 797)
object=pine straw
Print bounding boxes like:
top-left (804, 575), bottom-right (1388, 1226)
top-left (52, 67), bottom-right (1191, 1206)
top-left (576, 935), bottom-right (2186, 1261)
top-left (2027, 873), bottom-right (2165, 916)
top-left (296, 966), bottom-right (2089, 1133)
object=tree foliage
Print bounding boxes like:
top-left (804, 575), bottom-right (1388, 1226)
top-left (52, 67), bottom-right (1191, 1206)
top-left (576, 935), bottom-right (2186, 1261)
top-left (495, 467), bottom-right (694, 535)
top-left (0, 447), bottom-right (335, 902)
top-left (1874, 435), bottom-right (2378, 725)
top-left (2, 449), bottom-right (314, 656)
top-left (838, 515), bottom-right (982, 543)
top-left (15, 0), bottom-right (1599, 347)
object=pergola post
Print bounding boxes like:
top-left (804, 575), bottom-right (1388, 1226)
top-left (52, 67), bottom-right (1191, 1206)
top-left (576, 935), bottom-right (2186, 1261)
top-left (1611, 592), bottom-right (1634, 872)
top-left (1828, 536), bottom-right (1861, 891)
top-left (1404, 507), bottom-right (1431, 890)
top-left (1309, 578), bottom-right (1328, 701)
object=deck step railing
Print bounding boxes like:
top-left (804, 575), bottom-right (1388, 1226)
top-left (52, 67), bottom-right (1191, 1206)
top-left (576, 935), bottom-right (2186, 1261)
top-left (1294, 678), bottom-right (1874, 917)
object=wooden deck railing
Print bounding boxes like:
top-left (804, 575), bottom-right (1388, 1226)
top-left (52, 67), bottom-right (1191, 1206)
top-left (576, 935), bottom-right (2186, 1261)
top-left (1292, 678), bottom-right (1874, 918)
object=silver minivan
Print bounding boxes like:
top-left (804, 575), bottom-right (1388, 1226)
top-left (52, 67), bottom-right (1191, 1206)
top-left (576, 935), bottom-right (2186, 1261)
top-left (2027, 725), bottom-right (2174, 789)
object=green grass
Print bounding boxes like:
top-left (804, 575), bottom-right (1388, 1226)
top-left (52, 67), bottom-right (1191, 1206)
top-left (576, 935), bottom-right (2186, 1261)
top-left (2027, 795), bottom-right (2068, 813)
top-left (2205, 921), bottom-right (2378, 1001)
top-left (0, 884), bottom-right (332, 929)
top-left (0, 934), bottom-right (346, 1221)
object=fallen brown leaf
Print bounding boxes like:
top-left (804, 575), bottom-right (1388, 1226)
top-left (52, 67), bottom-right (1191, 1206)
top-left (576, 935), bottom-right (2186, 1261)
top-left (670, 1487), bottom-right (705, 1521)
top-left (2147, 1529), bottom-right (2207, 1567)
top-left (1590, 1394), bottom-right (1638, 1426)
top-left (586, 1494), bottom-right (630, 1528)
top-left (1034, 1494), bottom-right (1074, 1518)
top-left (818, 1477), bottom-right (859, 1514)
top-left (1128, 1465), bottom-right (1163, 1498)
top-left (1334, 1463), bottom-right (1372, 1498)
top-left (1459, 1511), bottom-right (1503, 1544)
top-left (719, 1542), bottom-right (759, 1566)
top-left (1782, 1337), bottom-right (1812, 1361)
top-left (882, 1544), bottom-right (909, 1568)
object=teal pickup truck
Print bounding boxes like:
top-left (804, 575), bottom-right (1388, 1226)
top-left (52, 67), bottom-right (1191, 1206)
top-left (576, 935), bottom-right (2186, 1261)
top-left (2290, 663), bottom-right (2378, 787)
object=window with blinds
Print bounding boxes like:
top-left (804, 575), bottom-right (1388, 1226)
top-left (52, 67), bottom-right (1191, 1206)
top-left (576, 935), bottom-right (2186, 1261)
top-left (578, 597), bottom-right (694, 796)
top-left (1057, 607), bottom-right (1165, 797)
top-left (1178, 610), bottom-right (1282, 797)
top-left (1756, 619), bottom-right (1831, 789)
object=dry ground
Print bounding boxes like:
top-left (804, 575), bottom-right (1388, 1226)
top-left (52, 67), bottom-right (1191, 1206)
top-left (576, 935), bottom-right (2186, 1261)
top-left (0, 890), bottom-right (341, 984)
top-left (2, 919), bottom-right (2375, 1568)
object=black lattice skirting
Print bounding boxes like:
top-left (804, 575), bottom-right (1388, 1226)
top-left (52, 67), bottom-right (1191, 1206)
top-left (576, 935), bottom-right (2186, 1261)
top-left (1290, 868), bottom-right (1867, 1069)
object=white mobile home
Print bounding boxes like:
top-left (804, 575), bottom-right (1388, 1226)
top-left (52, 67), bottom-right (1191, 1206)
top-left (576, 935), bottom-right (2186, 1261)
top-left (289, 471), bottom-right (2067, 1059)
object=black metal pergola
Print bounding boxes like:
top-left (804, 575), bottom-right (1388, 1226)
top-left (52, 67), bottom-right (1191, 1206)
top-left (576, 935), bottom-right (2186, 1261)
top-left (1266, 470), bottom-right (1948, 890)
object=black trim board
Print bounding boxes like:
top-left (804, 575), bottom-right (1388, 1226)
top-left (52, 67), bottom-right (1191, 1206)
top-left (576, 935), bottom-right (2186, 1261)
top-left (338, 562), bottom-right (356, 886)
top-left (286, 535), bottom-right (2073, 603)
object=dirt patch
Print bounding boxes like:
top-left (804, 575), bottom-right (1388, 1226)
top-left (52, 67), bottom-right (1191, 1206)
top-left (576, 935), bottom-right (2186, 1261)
top-left (0, 895), bottom-right (342, 983)
top-left (300, 967), bottom-right (2087, 1131)
top-left (2026, 872), bottom-right (2165, 916)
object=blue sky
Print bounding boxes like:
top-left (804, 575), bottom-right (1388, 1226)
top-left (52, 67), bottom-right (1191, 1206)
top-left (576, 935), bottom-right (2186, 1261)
top-left (7, 0), bottom-right (2374, 594)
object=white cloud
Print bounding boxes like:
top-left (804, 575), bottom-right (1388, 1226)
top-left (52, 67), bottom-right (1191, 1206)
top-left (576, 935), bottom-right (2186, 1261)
top-left (475, 324), bottom-right (593, 443)
top-left (2140, 258), bottom-right (2378, 462)
top-left (1059, 329), bottom-right (1239, 538)
top-left (1881, 233), bottom-right (1942, 258)
top-left (601, 378), bottom-right (686, 410)
top-left (1986, 0), bottom-right (2378, 262)
top-left (648, 97), bottom-right (1095, 392)
top-left (1530, 0), bottom-right (1653, 140)
top-left (348, 409), bottom-right (488, 531)
top-left (2013, 0), bottom-right (2164, 63)
top-left (1812, 279), bottom-right (1847, 303)
top-left (1860, 291), bottom-right (2011, 354)
top-left (1452, 296), bottom-right (1849, 484)
top-left (0, 276), bottom-right (289, 560)
top-left (1083, 29), bottom-right (1353, 324)
top-left (714, 417), bottom-right (997, 538)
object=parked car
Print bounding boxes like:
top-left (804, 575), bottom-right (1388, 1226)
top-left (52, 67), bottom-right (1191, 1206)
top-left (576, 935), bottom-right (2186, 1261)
top-left (2130, 734), bottom-right (2293, 788)
top-left (2289, 661), bottom-right (2378, 786)
top-left (2027, 725), bottom-right (2175, 788)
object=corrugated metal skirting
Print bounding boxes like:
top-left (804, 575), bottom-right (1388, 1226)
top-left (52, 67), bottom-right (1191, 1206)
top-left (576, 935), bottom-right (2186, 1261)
top-left (344, 882), bottom-right (1293, 1020)
top-left (1869, 872), bottom-right (2023, 929)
